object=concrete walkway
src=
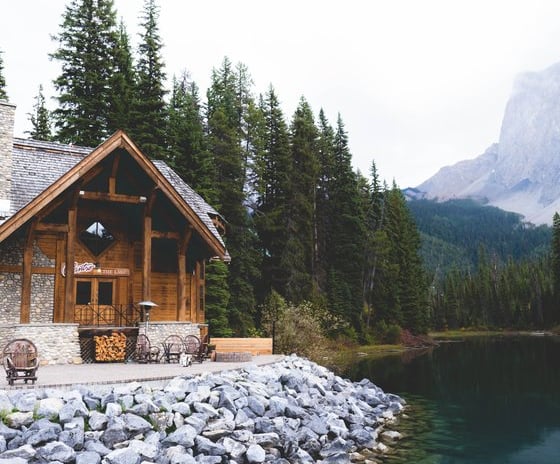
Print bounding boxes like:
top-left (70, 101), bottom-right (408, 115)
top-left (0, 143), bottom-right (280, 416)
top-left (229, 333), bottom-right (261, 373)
top-left (1, 355), bottom-right (284, 391)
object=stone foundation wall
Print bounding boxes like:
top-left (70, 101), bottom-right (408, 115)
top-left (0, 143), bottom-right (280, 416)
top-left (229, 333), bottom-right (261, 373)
top-left (138, 321), bottom-right (201, 348)
top-left (0, 323), bottom-right (81, 365)
top-left (0, 236), bottom-right (56, 324)
top-left (0, 272), bottom-right (21, 323)
top-left (31, 274), bottom-right (55, 323)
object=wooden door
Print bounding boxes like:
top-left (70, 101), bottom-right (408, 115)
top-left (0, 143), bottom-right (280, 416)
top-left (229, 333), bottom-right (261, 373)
top-left (74, 278), bottom-right (116, 325)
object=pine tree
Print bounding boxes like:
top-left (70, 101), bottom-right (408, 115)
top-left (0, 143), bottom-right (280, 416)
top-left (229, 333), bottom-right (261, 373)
top-left (283, 97), bottom-right (319, 303)
top-left (362, 161), bottom-right (388, 330)
top-left (253, 86), bottom-right (292, 299)
top-left (130, 0), bottom-right (167, 159)
top-left (384, 183), bottom-right (429, 333)
top-left (206, 57), bottom-right (261, 335)
top-left (51, 0), bottom-right (119, 145)
top-left (107, 20), bottom-right (136, 135)
top-left (205, 260), bottom-right (233, 337)
top-left (0, 49), bottom-right (7, 100)
top-left (167, 72), bottom-right (216, 204)
top-left (325, 115), bottom-right (366, 334)
top-left (314, 109), bottom-right (335, 295)
top-left (27, 85), bottom-right (52, 141)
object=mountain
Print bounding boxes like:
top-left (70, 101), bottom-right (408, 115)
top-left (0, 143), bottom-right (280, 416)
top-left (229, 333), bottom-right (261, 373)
top-left (406, 198), bottom-right (551, 274)
top-left (417, 62), bottom-right (560, 225)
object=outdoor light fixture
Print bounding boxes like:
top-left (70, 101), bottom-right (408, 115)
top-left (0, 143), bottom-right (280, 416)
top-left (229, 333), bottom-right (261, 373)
top-left (138, 301), bottom-right (158, 332)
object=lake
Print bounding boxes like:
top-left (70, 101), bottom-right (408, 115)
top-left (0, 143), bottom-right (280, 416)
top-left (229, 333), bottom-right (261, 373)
top-left (344, 335), bottom-right (560, 463)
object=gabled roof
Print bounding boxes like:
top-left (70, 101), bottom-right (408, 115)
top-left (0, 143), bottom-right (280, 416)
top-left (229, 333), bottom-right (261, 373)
top-left (0, 131), bottom-right (228, 260)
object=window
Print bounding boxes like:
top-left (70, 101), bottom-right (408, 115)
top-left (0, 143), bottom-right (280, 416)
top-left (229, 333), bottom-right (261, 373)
top-left (79, 221), bottom-right (115, 257)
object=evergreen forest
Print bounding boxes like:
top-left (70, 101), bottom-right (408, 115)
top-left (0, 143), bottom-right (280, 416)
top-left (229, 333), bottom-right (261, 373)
top-left (1, 0), bottom-right (559, 342)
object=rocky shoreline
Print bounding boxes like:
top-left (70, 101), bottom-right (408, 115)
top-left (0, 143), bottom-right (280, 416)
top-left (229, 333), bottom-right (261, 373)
top-left (0, 355), bottom-right (404, 464)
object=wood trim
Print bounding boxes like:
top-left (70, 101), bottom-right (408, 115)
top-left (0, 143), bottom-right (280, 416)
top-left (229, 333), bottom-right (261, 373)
top-left (0, 265), bottom-right (55, 274)
top-left (142, 215), bottom-right (152, 301)
top-left (109, 151), bottom-right (121, 194)
top-left (64, 207), bottom-right (77, 322)
top-left (128, 241), bottom-right (135, 306)
top-left (190, 264), bottom-right (197, 322)
top-left (54, 234), bottom-right (65, 322)
top-left (177, 227), bottom-right (193, 320)
top-left (21, 221), bottom-right (37, 323)
top-left (79, 191), bottom-right (147, 204)
top-left (35, 223), bottom-right (68, 233)
top-left (152, 230), bottom-right (180, 240)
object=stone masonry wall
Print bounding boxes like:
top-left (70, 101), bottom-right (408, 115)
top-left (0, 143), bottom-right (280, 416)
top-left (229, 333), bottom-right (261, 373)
top-left (0, 272), bottom-right (21, 323)
top-left (0, 235), bottom-right (23, 265)
top-left (30, 274), bottom-right (55, 323)
top-left (0, 236), bottom-right (56, 324)
top-left (0, 323), bottom-right (81, 365)
top-left (0, 100), bottom-right (15, 204)
top-left (138, 321), bottom-right (200, 348)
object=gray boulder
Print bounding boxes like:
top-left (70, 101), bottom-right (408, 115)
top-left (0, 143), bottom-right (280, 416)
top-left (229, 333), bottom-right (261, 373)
top-left (75, 450), bottom-right (102, 464)
top-left (245, 444), bottom-right (266, 463)
top-left (103, 447), bottom-right (141, 464)
top-left (36, 441), bottom-right (76, 463)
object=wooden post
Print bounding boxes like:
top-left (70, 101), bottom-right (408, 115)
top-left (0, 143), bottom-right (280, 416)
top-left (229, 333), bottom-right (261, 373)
top-left (20, 222), bottom-right (36, 323)
top-left (53, 233), bottom-right (65, 322)
top-left (142, 190), bottom-right (157, 302)
top-left (142, 215), bottom-right (152, 302)
top-left (177, 227), bottom-right (192, 320)
top-left (190, 262), bottom-right (197, 322)
top-left (63, 208), bottom-right (77, 322)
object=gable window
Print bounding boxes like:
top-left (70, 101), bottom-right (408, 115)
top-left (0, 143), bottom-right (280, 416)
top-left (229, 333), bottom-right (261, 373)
top-left (79, 221), bottom-right (115, 257)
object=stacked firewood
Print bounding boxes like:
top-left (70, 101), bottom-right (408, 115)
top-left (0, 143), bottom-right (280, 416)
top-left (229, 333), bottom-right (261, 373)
top-left (94, 332), bottom-right (127, 362)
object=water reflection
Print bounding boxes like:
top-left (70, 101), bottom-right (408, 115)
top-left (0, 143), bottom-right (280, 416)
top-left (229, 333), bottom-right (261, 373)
top-left (345, 336), bottom-right (560, 463)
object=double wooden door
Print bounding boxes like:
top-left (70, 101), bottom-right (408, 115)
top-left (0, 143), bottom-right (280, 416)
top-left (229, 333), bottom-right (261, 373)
top-left (75, 277), bottom-right (119, 325)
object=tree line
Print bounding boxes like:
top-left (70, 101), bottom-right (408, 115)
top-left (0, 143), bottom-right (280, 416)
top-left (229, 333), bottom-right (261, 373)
top-left (0, 0), bottom-right (429, 341)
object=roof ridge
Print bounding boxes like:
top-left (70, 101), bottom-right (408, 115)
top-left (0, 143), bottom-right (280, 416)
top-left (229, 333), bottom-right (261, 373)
top-left (13, 137), bottom-right (92, 155)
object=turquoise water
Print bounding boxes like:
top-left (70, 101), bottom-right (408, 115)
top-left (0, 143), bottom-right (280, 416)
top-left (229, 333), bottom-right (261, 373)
top-left (344, 336), bottom-right (560, 463)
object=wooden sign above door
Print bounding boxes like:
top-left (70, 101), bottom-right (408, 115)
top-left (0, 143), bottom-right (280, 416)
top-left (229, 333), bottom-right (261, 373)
top-left (61, 262), bottom-right (130, 277)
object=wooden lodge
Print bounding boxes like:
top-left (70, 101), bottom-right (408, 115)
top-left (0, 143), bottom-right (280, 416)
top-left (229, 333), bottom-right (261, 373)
top-left (0, 101), bottom-right (229, 363)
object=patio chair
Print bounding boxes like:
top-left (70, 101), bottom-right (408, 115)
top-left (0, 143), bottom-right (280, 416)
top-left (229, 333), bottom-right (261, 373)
top-left (2, 338), bottom-right (39, 386)
top-left (133, 334), bottom-right (160, 363)
top-left (162, 335), bottom-right (183, 363)
top-left (184, 334), bottom-right (208, 363)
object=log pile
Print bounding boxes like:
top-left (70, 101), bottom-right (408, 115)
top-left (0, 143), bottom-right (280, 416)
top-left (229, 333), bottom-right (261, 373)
top-left (94, 332), bottom-right (127, 362)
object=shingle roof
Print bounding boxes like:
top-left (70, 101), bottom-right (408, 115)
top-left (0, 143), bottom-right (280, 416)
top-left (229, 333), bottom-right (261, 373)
top-left (10, 137), bottom-right (225, 249)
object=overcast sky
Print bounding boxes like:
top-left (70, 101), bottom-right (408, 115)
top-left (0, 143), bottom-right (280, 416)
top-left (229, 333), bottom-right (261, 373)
top-left (2, 0), bottom-right (560, 187)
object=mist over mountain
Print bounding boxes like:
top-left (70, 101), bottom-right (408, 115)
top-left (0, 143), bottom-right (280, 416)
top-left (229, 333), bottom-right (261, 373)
top-left (417, 62), bottom-right (560, 225)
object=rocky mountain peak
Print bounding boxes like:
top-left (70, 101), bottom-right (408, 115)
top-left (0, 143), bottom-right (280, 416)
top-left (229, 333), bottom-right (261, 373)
top-left (417, 62), bottom-right (560, 225)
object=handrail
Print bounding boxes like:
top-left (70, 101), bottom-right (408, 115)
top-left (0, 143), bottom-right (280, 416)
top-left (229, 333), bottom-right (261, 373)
top-left (74, 304), bottom-right (143, 327)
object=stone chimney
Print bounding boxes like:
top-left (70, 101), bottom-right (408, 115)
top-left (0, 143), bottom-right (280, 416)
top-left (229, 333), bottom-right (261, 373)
top-left (0, 100), bottom-right (15, 218)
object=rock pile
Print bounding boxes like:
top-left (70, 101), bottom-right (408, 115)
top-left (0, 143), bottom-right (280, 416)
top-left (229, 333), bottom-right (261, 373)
top-left (0, 355), bottom-right (404, 464)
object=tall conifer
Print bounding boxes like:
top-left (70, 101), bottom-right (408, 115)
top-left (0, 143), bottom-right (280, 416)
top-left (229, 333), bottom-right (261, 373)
top-left (107, 20), bottom-right (136, 134)
top-left (130, 0), bottom-right (167, 159)
top-left (27, 85), bottom-right (52, 141)
top-left (325, 115), bottom-right (366, 333)
top-left (385, 183), bottom-right (429, 333)
top-left (51, 0), bottom-right (119, 145)
top-left (283, 97), bottom-right (319, 303)
top-left (206, 57), bottom-right (261, 335)
top-left (0, 50), bottom-right (7, 100)
top-left (167, 72), bottom-right (216, 203)
top-left (253, 86), bottom-right (291, 298)
top-left (314, 110), bottom-right (335, 295)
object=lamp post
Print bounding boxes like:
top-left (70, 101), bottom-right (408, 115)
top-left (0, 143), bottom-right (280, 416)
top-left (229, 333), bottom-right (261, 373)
top-left (138, 301), bottom-right (158, 333)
